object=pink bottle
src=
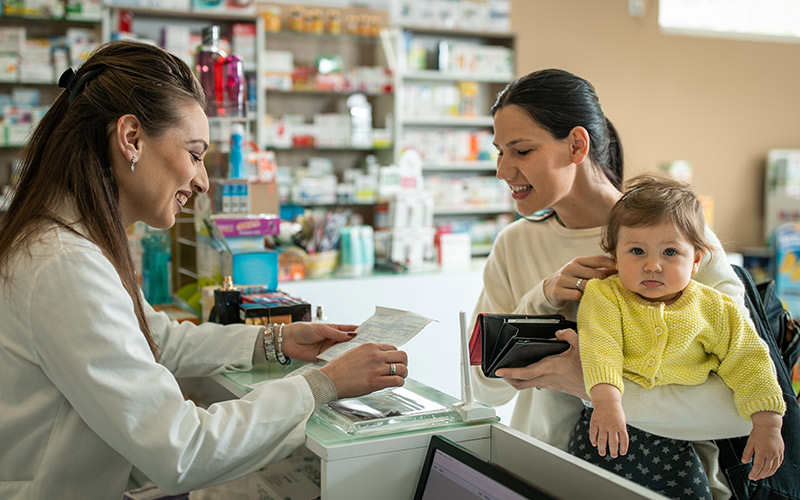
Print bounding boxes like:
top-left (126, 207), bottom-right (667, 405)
top-left (195, 25), bottom-right (227, 117)
top-left (223, 54), bottom-right (245, 118)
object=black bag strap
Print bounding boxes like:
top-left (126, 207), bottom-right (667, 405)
top-left (718, 265), bottom-right (800, 499)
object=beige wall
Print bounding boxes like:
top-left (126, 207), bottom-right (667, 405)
top-left (510, 0), bottom-right (800, 250)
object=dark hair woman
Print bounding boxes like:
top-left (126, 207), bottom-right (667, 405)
top-left (470, 68), bottom-right (747, 499)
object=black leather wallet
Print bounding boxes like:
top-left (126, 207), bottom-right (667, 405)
top-left (475, 314), bottom-right (575, 378)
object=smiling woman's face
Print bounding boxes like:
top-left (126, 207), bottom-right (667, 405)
top-left (116, 102), bottom-right (209, 229)
top-left (492, 104), bottom-right (577, 217)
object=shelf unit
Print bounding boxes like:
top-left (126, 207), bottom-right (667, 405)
top-left (391, 24), bottom-right (516, 256)
top-left (103, 5), bottom-right (265, 154)
top-left (261, 21), bottom-right (394, 220)
top-left (0, 13), bottom-right (103, 195)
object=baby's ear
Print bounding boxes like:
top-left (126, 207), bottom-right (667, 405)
top-left (692, 249), bottom-right (703, 274)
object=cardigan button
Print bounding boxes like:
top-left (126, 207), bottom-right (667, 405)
top-left (647, 357), bottom-right (655, 366)
top-left (654, 327), bottom-right (663, 335)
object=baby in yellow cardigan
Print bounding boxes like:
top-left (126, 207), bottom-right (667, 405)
top-left (576, 174), bottom-right (785, 483)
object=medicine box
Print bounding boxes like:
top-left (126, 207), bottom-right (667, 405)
top-left (231, 250), bottom-right (278, 288)
top-left (772, 222), bottom-right (800, 317)
top-left (241, 288), bottom-right (311, 323)
top-left (211, 213), bottom-right (280, 238)
top-left (0, 54), bottom-right (19, 82)
top-left (232, 22), bottom-right (256, 62)
top-left (0, 27), bottom-right (25, 53)
top-left (239, 302), bottom-right (270, 325)
top-left (195, 211), bottom-right (279, 289)
top-left (209, 180), bottom-right (279, 216)
top-left (191, 0), bottom-right (224, 12)
top-left (66, 0), bottom-right (103, 21)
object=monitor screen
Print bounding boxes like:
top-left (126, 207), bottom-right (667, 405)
top-left (413, 434), bottom-right (559, 500)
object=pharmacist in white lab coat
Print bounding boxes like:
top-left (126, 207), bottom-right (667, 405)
top-left (0, 40), bottom-right (408, 499)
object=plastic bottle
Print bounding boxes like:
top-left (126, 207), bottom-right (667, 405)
top-left (360, 225), bottom-right (375, 273)
top-left (223, 54), bottom-right (245, 117)
top-left (315, 304), bottom-right (328, 322)
top-left (141, 227), bottom-right (171, 304)
top-left (338, 226), bottom-right (353, 275)
top-left (246, 73), bottom-right (257, 113)
top-left (229, 123), bottom-right (245, 179)
top-left (346, 93), bottom-right (373, 148)
top-left (195, 25), bottom-right (227, 117)
top-left (339, 226), bottom-right (364, 276)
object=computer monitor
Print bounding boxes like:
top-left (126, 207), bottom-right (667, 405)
top-left (413, 434), bottom-right (559, 500)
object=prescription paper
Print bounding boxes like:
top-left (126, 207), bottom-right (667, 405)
top-left (317, 306), bottom-right (434, 362)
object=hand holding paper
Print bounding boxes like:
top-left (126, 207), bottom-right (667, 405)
top-left (317, 306), bottom-right (435, 362)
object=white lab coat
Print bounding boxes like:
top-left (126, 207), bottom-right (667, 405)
top-left (0, 225), bottom-right (315, 499)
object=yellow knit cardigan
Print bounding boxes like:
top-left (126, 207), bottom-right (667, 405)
top-left (577, 275), bottom-right (786, 419)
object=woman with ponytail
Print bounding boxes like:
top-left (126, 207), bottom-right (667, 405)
top-left (470, 69), bottom-right (747, 499)
top-left (0, 40), bottom-right (407, 499)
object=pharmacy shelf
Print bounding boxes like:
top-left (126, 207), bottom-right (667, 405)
top-left (0, 12), bottom-right (104, 203)
top-left (268, 88), bottom-right (393, 97)
top-left (176, 237), bottom-right (197, 247)
top-left (261, 5), bottom-right (394, 200)
top-left (207, 116), bottom-right (256, 124)
top-left (422, 161), bottom-right (496, 171)
top-left (392, 23), bottom-right (514, 257)
top-left (400, 116), bottom-right (494, 127)
top-left (472, 244), bottom-right (494, 256)
top-left (110, 6), bottom-right (257, 22)
top-left (0, 14), bottom-right (100, 23)
top-left (393, 24), bottom-right (515, 41)
top-left (0, 81), bottom-right (59, 86)
top-left (101, 6), bottom-right (266, 150)
top-left (177, 267), bottom-right (198, 279)
top-left (265, 144), bottom-right (393, 151)
top-left (264, 30), bottom-right (381, 45)
top-left (288, 201), bottom-right (381, 207)
top-left (402, 70), bottom-right (513, 83)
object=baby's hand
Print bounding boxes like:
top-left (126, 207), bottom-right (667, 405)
top-left (589, 385), bottom-right (629, 458)
top-left (742, 411), bottom-right (784, 481)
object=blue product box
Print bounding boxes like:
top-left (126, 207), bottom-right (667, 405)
top-left (232, 250), bottom-right (278, 289)
top-left (772, 222), bottom-right (800, 316)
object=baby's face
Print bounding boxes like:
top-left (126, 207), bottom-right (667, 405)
top-left (615, 222), bottom-right (703, 305)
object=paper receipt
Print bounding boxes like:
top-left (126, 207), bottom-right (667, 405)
top-left (317, 306), bottom-right (434, 362)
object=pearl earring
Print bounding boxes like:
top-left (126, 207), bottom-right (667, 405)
top-left (130, 155), bottom-right (136, 173)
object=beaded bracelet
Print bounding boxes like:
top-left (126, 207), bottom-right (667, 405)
top-left (262, 324), bottom-right (278, 363)
top-left (276, 323), bottom-right (291, 365)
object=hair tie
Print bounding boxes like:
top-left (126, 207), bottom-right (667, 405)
top-left (58, 67), bottom-right (103, 106)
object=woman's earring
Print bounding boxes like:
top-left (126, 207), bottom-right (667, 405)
top-left (130, 155), bottom-right (136, 173)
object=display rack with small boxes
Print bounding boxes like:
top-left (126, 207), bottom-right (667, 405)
top-left (258, 3), bottom-right (394, 219)
top-left (0, 8), bottom-right (103, 204)
top-left (764, 149), bottom-right (800, 242)
top-left (389, 12), bottom-right (515, 256)
top-left (389, 0), bottom-right (510, 33)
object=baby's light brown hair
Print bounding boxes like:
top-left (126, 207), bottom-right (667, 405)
top-left (601, 174), bottom-right (713, 259)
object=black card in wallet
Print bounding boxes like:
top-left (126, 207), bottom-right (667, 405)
top-left (479, 314), bottom-right (575, 378)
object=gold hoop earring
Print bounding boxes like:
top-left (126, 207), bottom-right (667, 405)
top-left (130, 155), bottom-right (136, 173)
